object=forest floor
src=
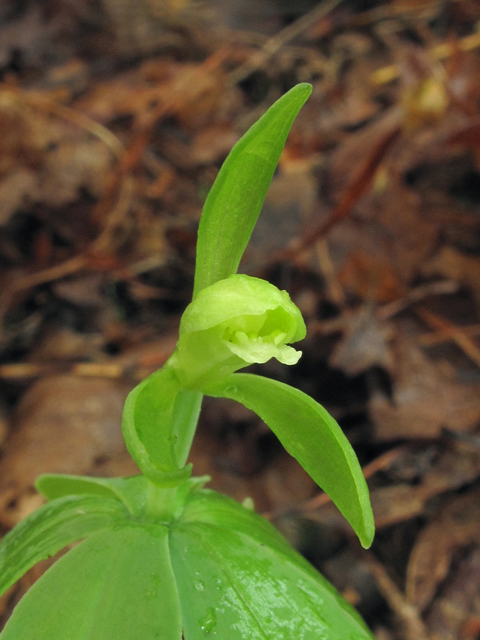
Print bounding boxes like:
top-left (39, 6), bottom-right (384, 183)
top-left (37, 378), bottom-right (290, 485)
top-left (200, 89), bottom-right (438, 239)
top-left (1, 1), bottom-right (480, 638)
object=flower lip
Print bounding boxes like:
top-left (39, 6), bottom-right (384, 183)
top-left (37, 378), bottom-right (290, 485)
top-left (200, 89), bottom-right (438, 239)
top-left (224, 329), bottom-right (302, 365)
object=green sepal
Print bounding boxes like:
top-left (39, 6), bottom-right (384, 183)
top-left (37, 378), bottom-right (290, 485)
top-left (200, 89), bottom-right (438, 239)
top-left (35, 474), bottom-right (149, 517)
top-left (170, 489), bottom-right (374, 639)
top-left (206, 373), bottom-right (375, 548)
top-left (121, 367), bottom-right (192, 487)
top-left (0, 525), bottom-right (183, 640)
top-left (193, 83), bottom-right (312, 298)
top-left (0, 494), bottom-right (130, 598)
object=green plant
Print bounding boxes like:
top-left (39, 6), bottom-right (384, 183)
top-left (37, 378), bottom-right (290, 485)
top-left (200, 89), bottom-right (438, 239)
top-left (0, 83), bottom-right (375, 639)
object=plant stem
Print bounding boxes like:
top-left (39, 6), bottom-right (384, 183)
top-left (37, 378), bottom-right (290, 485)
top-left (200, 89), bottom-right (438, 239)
top-left (144, 482), bottom-right (179, 522)
top-left (172, 389), bottom-right (203, 468)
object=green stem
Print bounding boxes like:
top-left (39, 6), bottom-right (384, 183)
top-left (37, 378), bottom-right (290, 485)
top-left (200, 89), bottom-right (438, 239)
top-left (144, 482), bottom-right (179, 522)
top-left (173, 389), bottom-right (203, 468)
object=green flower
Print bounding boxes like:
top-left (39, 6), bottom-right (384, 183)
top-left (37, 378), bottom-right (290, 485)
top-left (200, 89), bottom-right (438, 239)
top-left (169, 274), bottom-right (306, 390)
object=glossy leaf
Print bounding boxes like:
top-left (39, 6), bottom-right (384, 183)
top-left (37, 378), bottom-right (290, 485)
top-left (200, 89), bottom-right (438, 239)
top-left (121, 367), bottom-right (192, 486)
top-left (193, 83), bottom-right (312, 298)
top-left (0, 525), bottom-right (182, 640)
top-left (0, 485), bottom-right (373, 640)
top-left (171, 491), bottom-right (373, 640)
top-left (0, 495), bottom-right (129, 598)
top-left (179, 488), bottom-right (294, 555)
top-left (206, 373), bottom-right (375, 548)
top-left (36, 473), bottom-right (148, 517)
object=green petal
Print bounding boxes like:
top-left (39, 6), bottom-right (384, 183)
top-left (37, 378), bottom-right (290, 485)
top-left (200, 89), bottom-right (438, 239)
top-left (193, 83), bottom-right (312, 297)
top-left (171, 490), bottom-right (373, 640)
top-left (206, 373), bottom-right (375, 548)
top-left (0, 495), bottom-right (129, 598)
top-left (0, 525), bottom-right (182, 640)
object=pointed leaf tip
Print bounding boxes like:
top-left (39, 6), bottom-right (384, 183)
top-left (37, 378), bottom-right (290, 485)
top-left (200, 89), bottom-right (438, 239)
top-left (193, 83), bottom-right (312, 297)
top-left (206, 373), bottom-right (375, 548)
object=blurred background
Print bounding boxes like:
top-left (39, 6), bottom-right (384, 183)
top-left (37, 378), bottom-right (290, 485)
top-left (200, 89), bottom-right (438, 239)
top-left (1, 1), bottom-right (480, 638)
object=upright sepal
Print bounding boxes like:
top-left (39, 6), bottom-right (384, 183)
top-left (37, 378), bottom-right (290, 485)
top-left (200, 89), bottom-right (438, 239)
top-left (205, 373), bottom-right (375, 548)
top-left (193, 83), bottom-right (312, 297)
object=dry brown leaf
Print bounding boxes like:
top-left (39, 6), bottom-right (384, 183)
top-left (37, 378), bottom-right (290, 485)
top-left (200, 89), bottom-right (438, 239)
top-left (189, 124), bottom-right (239, 164)
top-left (373, 183), bottom-right (439, 284)
top-left (304, 442), bottom-right (480, 546)
top-left (369, 334), bottom-right (480, 440)
top-left (374, 627), bottom-right (395, 640)
top-left (328, 307), bottom-right (393, 376)
top-left (0, 375), bottom-right (133, 525)
top-left (0, 88), bottom-right (113, 224)
top-left (99, 0), bottom-right (218, 55)
top-left (338, 251), bottom-right (404, 303)
top-left (52, 274), bottom-right (107, 308)
top-left (0, 5), bottom-right (51, 69)
top-left (364, 551), bottom-right (428, 640)
top-left (426, 546), bottom-right (480, 640)
top-left (423, 246), bottom-right (480, 309)
top-left (370, 443), bottom-right (480, 529)
top-left (248, 166), bottom-right (317, 265)
top-left (0, 170), bottom-right (37, 225)
top-left (76, 60), bottom-right (235, 131)
top-left (36, 138), bottom-right (111, 205)
top-left (406, 486), bottom-right (480, 613)
top-left (327, 110), bottom-right (401, 196)
top-left (370, 484), bottom-right (435, 529)
top-left (0, 403), bottom-right (7, 449)
top-left (27, 327), bottom-right (104, 363)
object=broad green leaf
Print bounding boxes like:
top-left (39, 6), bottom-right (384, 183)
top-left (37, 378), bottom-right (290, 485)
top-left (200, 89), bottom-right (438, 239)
top-left (0, 524), bottom-right (182, 640)
top-left (193, 83), bottom-right (312, 298)
top-left (171, 492), bottom-right (373, 639)
top-left (121, 367), bottom-right (192, 487)
top-left (178, 488), bottom-right (368, 630)
top-left (0, 495), bottom-right (129, 597)
top-left (180, 488), bottom-right (297, 557)
top-left (206, 373), bottom-right (375, 548)
top-left (36, 474), bottom-right (148, 517)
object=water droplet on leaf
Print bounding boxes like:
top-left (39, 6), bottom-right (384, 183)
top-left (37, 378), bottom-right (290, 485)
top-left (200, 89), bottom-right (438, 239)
top-left (198, 607), bottom-right (217, 635)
